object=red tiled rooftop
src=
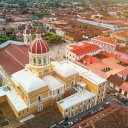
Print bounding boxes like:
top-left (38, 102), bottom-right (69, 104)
top-left (42, 20), bottom-right (50, 25)
top-left (120, 82), bottom-right (128, 93)
top-left (93, 36), bottom-right (117, 45)
top-left (69, 42), bottom-right (90, 50)
top-left (116, 46), bottom-right (128, 54)
top-left (118, 68), bottom-right (128, 76)
top-left (100, 51), bottom-right (116, 58)
top-left (87, 57), bottom-right (126, 78)
top-left (0, 44), bottom-right (29, 75)
top-left (70, 43), bottom-right (100, 56)
top-left (83, 56), bottom-right (100, 64)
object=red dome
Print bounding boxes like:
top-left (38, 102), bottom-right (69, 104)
top-left (24, 28), bottom-right (31, 34)
top-left (29, 39), bottom-right (49, 54)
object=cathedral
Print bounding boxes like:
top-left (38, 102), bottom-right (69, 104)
top-left (0, 27), bottom-right (106, 120)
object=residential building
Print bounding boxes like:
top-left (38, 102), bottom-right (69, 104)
top-left (116, 46), bottom-right (128, 64)
top-left (66, 42), bottom-right (101, 62)
top-left (92, 36), bottom-right (117, 53)
top-left (118, 68), bottom-right (128, 81)
top-left (56, 29), bottom-right (65, 38)
top-left (107, 74), bottom-right (124, 92)
top-left (107, 69), bottom-right (128, 98)
top-left (112, 30), bottom-right (128, 42)
top-left (120, 82), bottom-right (128, 98)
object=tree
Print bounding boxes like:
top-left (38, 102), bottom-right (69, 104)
top-left (22, 9), bottom-right (28, 14)
top-left (43, 31), bottom-right (65, 45)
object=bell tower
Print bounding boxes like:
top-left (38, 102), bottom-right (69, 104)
top-left (23, 26), bottom-right (32, 46)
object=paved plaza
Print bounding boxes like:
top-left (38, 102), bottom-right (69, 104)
top-left (49, 42), bottom-right (68, 61)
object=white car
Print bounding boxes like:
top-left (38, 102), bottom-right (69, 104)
top-left (63, 121), bottom-right (73, 128)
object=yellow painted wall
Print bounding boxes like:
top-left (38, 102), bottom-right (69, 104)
top-left (30, 90), bottom-right (49, 104)
top-left (10, 79), bottom-right (29, 105)
top-left (26, 63), bottom-right (54, 75)
top-left (81, 77), bottom-right (98, 94)
top-left (0, 96), bottom-right (7, 104)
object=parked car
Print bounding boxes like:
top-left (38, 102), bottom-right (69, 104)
top-left (52, 125), bottom-right (60, 128)
top-left (125, 102), bottom-right (128, 106)
top-left (63, 121), bottom-right (73, 128)
top-left (97, 106), bottom-right (104, 112)
top-left (105, 102), bottom-right (111, 105)
top-left (122, 99), bottom-right (128, 104)
top-left (93, 109), bottom-right (97, 114)
top-left (90, 109), bottom-right (97, 115)
top-left (53, 125), bottom-right (60, 128)
top-left (73, 117), bottom-right (81, 123)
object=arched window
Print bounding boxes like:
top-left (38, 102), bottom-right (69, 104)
top-left (34, 58), bottom-right (36, 63)
top-left (43, 58), bottom-right (46, 64)
top-left (38, 96), bottom-right (41, 102)
top-left (71, 81), bottom-right (74, 86)
top-left (38, 58), bottom-right (41, 64)
top-left (58, 90), bottom-right (60, 94)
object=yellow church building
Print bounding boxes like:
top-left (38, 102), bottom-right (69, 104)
top-left (0, 27), bottom-right (107, 120)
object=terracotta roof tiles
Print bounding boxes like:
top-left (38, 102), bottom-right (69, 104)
top-left (83, 56), bottom-right (100, 64)
top-left (120, 82), bottom-right (128, 93)
top-left (0, 44), bottom-right (28, 75)
top-left (70, 43), bottom-right (100, 56)
top-left (107, 74), bottom-right (124, 87)
top-left (93, 36), bottom-right (117, 45)
top-left (118, 68), bottom-right (128, 76)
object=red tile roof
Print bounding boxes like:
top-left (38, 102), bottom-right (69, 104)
top-left (100, 51), bottom-right (116, 58)
top-left (70, 43), bottom-right (100, 56)
top-left (93, 36), bottom-right (117, 45)
top-left (116, 46), bottom-right (128, 54)
top-left (107, 74), bottom-right (124, 87)
top-left (24, 28), bottom-right (31, 34)
top-left (118, 68), bottom-right (128, 76)
top-left (0, 44), bottom-right (29, 75)
top-left (83, 56), bottom-right (100, 64)
top-left (69, 42), bottom-right (90, 50)
top-left (42, 20), bottom-right (50, 25)
top-left (120, 82), bottom-right (128, 93)
top-left (87, 57), bottom-right (126, 79)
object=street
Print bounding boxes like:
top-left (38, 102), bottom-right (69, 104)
top-left (54, 102), bottom-right (110, 128)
